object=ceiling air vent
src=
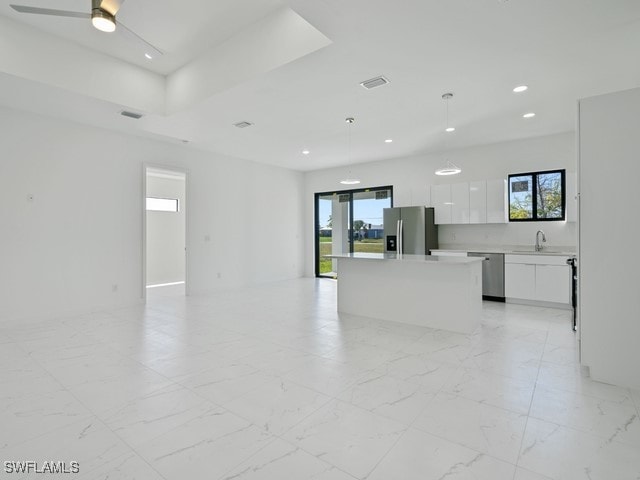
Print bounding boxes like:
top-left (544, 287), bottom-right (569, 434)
top-left (233, 121), bottom-right (253, 128)
top-left (360, 76), bottom-right (389, 90)
top-left (120, 110), bottom-right (143, 119)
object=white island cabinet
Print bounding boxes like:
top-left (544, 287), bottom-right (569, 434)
top-left (328, 253), bottom-right (483, 334)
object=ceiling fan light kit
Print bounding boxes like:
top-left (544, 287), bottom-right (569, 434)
top-left (10, 0), bottom-right (162, 57)
top-left (91, 9), bottom-right (115, 33)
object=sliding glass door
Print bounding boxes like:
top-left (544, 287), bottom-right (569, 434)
top-left (315, 186), bottom-right (393, 278)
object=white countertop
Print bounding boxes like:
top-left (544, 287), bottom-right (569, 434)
top-left (431, 244), bottom-right (576, 257)
top-left (326, 252), bottom-right (485, 264)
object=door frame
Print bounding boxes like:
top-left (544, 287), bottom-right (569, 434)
top-left (142, 163), bottom-right (190, 300)
top-left (314, 185), bottom-right (393, 278)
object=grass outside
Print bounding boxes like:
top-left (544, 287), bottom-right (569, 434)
top-left (318, 239), bottom-right (384, 275)
top-left (319, 242), bottom-right (333, 274)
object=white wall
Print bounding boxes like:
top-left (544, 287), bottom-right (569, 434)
top-left (0, 15), bottom-right (165, 114)
top-left (0, 107), bottom-right (304, 322)
top-left (146, 174), bottom-right (186, 286)
top-left (579, 87), bottom-right (640, 389)
top-left (304, 132), bottom-right (577, 276)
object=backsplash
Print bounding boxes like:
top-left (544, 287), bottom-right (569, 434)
top-left (439, 222), bottom-right (577, 249)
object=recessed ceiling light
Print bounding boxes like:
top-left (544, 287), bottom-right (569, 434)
top-left (523, 112), bottom-right (536, 118)
top-left (445, 127), bottom-right (456, 133)
top-left (385, 139), bottom-right (393, 143)
top-left (145, 53), bottom-right (153, 60)
top-left (513, 85), bottom-right (528, 93)
top-left (302, 150), bottom-right (310, 155)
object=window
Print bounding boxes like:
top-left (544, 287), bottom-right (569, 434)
top-left (509, 170), bottom-right (565, 221)
top-left (314, 186), bottom-right (393, 278)
top-left (146, 197), bottom-right (179, 212)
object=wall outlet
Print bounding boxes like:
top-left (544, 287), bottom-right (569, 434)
top-left (452, 233), bottom-right (457, 241)
top-left (216, 272), bottom-right (221, 279)
top-left (204, 235), bottom-right (211, 242)
top-left (111, 284), bottom-right (118, 292)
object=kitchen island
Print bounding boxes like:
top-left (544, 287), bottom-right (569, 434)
top-left (327, 253), bottom-right (483, 334)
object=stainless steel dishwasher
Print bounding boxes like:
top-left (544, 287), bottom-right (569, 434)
top-left (468, 252), bottom-right (505, 301)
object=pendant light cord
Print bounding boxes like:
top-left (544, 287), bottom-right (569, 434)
top-left (346, 117), bottom-right (355, 177)
top-left (348, 119), bottom-right (352, 164)
top-left (446, 96), bottom-right (450, 130)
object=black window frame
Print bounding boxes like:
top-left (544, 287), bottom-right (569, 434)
top-left (314, 185), bottom-right (394, 278)
top-left (508, 169), bottom-right (566, 222)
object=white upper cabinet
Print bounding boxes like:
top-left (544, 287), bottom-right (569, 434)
top-left (469, 181), bottom-right (487, 224)
top-left (431, 184), bottom-right (452, 224)
top-left (451, 182), bottom-right (470, 224)
top-left (486, 179), bottom-right (508, 223)
top-left (429, 179), bottom-right (508, 225)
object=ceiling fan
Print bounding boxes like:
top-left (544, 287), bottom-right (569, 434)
top-left (9, 0), bottom-right (162, 58)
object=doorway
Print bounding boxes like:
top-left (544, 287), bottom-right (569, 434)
top-left (144, 166), bottom-right (187, 297)
top-left (314, 186), bottom-right (393, 278)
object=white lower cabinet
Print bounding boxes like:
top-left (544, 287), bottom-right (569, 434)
top-left (505, 254), bottom-right (572, 305)
top-left (505, 263), bottom-right (536, 300)
top-left (535, 264), bottom-right (571, 304)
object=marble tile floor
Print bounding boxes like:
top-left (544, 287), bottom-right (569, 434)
top-left (1, 279), bottom-right (639, 480)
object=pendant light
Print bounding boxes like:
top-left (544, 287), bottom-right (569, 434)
top-left (435, 93), bottom-right (462, 176)
top-left (340, 117), bottom-right (361, 185)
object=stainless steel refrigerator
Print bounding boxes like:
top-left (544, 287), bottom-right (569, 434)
top-left (383, 206), bottom-right (438, 254)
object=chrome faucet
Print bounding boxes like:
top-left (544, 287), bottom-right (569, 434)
top-left (535, 230), bottom-right (547, 252)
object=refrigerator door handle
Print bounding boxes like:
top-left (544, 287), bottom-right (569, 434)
top-left (399, 219), bottom-right (404, 254)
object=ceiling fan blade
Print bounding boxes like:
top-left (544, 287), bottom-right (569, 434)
top-left (118, 21), bottom-right (163, 58)
top-left (10, 5), bottom-right (90, 18)
top-left (99, 0), bottom-right (125, 16)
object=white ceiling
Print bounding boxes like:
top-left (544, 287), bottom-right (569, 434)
top-left (2, 0), bottom-right (286, 74)
top-left (1, 0), bottom-right (640, 171)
